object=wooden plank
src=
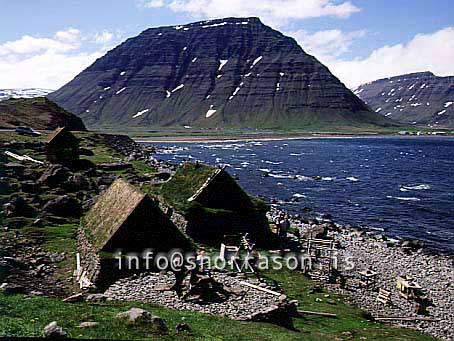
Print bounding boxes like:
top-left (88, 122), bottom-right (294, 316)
top-left (298, 310), bottom-right (337, 318)
top-left (239, 281), bottom-right (283, 296)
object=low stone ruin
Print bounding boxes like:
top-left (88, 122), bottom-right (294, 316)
top-left (104, 271), bottom-right (296, 327)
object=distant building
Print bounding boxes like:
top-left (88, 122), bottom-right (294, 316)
top-left (45, 127), bottom-right (79, 164)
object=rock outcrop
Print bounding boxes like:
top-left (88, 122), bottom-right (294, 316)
top-left (0, 97), bottom-right (87, 131)
top-left (354, 72), bottom-right (454, 127)
top-left (49, 17), bottom-right (391, 130)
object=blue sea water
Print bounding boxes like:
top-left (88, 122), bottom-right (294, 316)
top-left (150, 137), bottom-right (454, 253)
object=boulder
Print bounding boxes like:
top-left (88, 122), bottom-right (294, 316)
top-left (49, 252), bottom-right (66, 263)
top-left (43, 195), bottom-right (81, 217)
top-left (85, 293), bottom-right (106, 302)
top-left (175, 322), bottom-right (192, 334)
top-left (116, 308), bottom-right (152, 323)
top-left (43, 321), bottom-right (68, 338)
top-left (402, 239), bottom-right (424, 250)
top-left (21, 180), bottom-right (39, 193)
top-left (2, 196), bottom-right (35, 217)
top-left (65, 174), bottom-right (90, 191)
top-left (38, 165), bottom-right (70, 188)
top-left (116, 308), bottom-right (168, 333)
top-left (79, 148), bottom-right (94, 156)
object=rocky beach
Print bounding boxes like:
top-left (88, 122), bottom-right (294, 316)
top-left (267, 206), bottom-right (454, 340)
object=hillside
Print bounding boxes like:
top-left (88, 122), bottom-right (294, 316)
top-left (0, 97), bottom-right (87, 131)
top-left (48, 17), bottom-right (392, 130)
top-left (354, 72), bottom-right (454, 127)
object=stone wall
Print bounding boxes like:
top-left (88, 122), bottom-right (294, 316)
top-left (76, 225), bottom-right (101, 290)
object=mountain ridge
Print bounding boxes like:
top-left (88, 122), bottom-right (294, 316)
top-left (354, 71), bottom-right (454, 127)
top-left (49, 17), bottom-right (393, 130)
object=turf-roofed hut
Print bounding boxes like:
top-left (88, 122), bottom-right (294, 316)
top-left (77, 178), bottom-right (193, 289)
top-left (161, 162), bottom-right (272, 245)
top-left (45, 126), bottom-right (79, 164)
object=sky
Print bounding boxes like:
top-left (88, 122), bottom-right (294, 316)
top-left (0, 0), bottom-right (453, 89)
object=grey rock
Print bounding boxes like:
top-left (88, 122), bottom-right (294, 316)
top-left (49, 252), bottom-right (66, 263)
top-left (42, 195), bottom-right (81, 217)
top-left (43, 321), bottom-right (68, 338)
top-left (116, 308), bottom-right (168, 333)
top-left (85, 293), bottom-right (106, 302)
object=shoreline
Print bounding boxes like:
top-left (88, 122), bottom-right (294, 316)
top-left (135, 134), bottom-right (454, 143)
top-left (268, 207), bottom-right (454, 340)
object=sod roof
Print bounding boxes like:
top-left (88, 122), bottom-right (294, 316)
top-left (160, 162), bottom-right (218, 209)
top-left (83, 178), bottom-right (146, 251)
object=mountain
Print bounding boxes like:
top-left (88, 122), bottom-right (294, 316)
top-left (49, 17), bottom-right (392, 130)
top-left (0, 97), bottom-right (87, 131)
top-left (354, 72), bottom-right (454, 127)
top-left (0, 88), bottom-right (54, 101)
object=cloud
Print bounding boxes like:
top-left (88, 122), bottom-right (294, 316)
top-left (0, 28), bottom-right (116, 89)
top-left (0, 35), bottom-right (77, 56)
top-left (289, 29), bottom-right (366, 59)
top-left (320, 27), bottom-right (454, 88)
top-left (136, 0), bottom-right (165, 8)
top-left (54, 28), bottom-right (81, 43)
top-left (140, 0), bottom-right (360, 26)
top-left (93, 30), bottom-right (114, 44)
top-left (288, 27), bottom-right (454, 89)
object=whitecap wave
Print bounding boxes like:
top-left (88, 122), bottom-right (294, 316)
top-left (387, 196), bottom-right (421, 201)
top-left (346, 177), bottom-right (359, 182)
top-left (263, 160), bottom-right (283, 165)
top-left (268, 173), bottom-right (293, 179)
top-left (401, 184), bottom-right (431, 191)
top-left (295, 175), bottom-right (312, 181)
top-left (293, 193), bottom-right (306, 198)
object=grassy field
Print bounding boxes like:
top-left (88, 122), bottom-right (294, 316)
top-left (0, 267), bottom-right (435, 340)
top-left (89, 125), bottom-right (454, 142)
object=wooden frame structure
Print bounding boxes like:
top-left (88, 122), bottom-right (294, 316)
top-left (396, 275), bottom-right (423, 300)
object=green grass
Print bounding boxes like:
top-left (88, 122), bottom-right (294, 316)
top-left (38, 224), bottom-right (78, 254)
top-left (130, 160), bottom-right (157, 177)
top-left (0, 269), bottom-right (434, 340)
